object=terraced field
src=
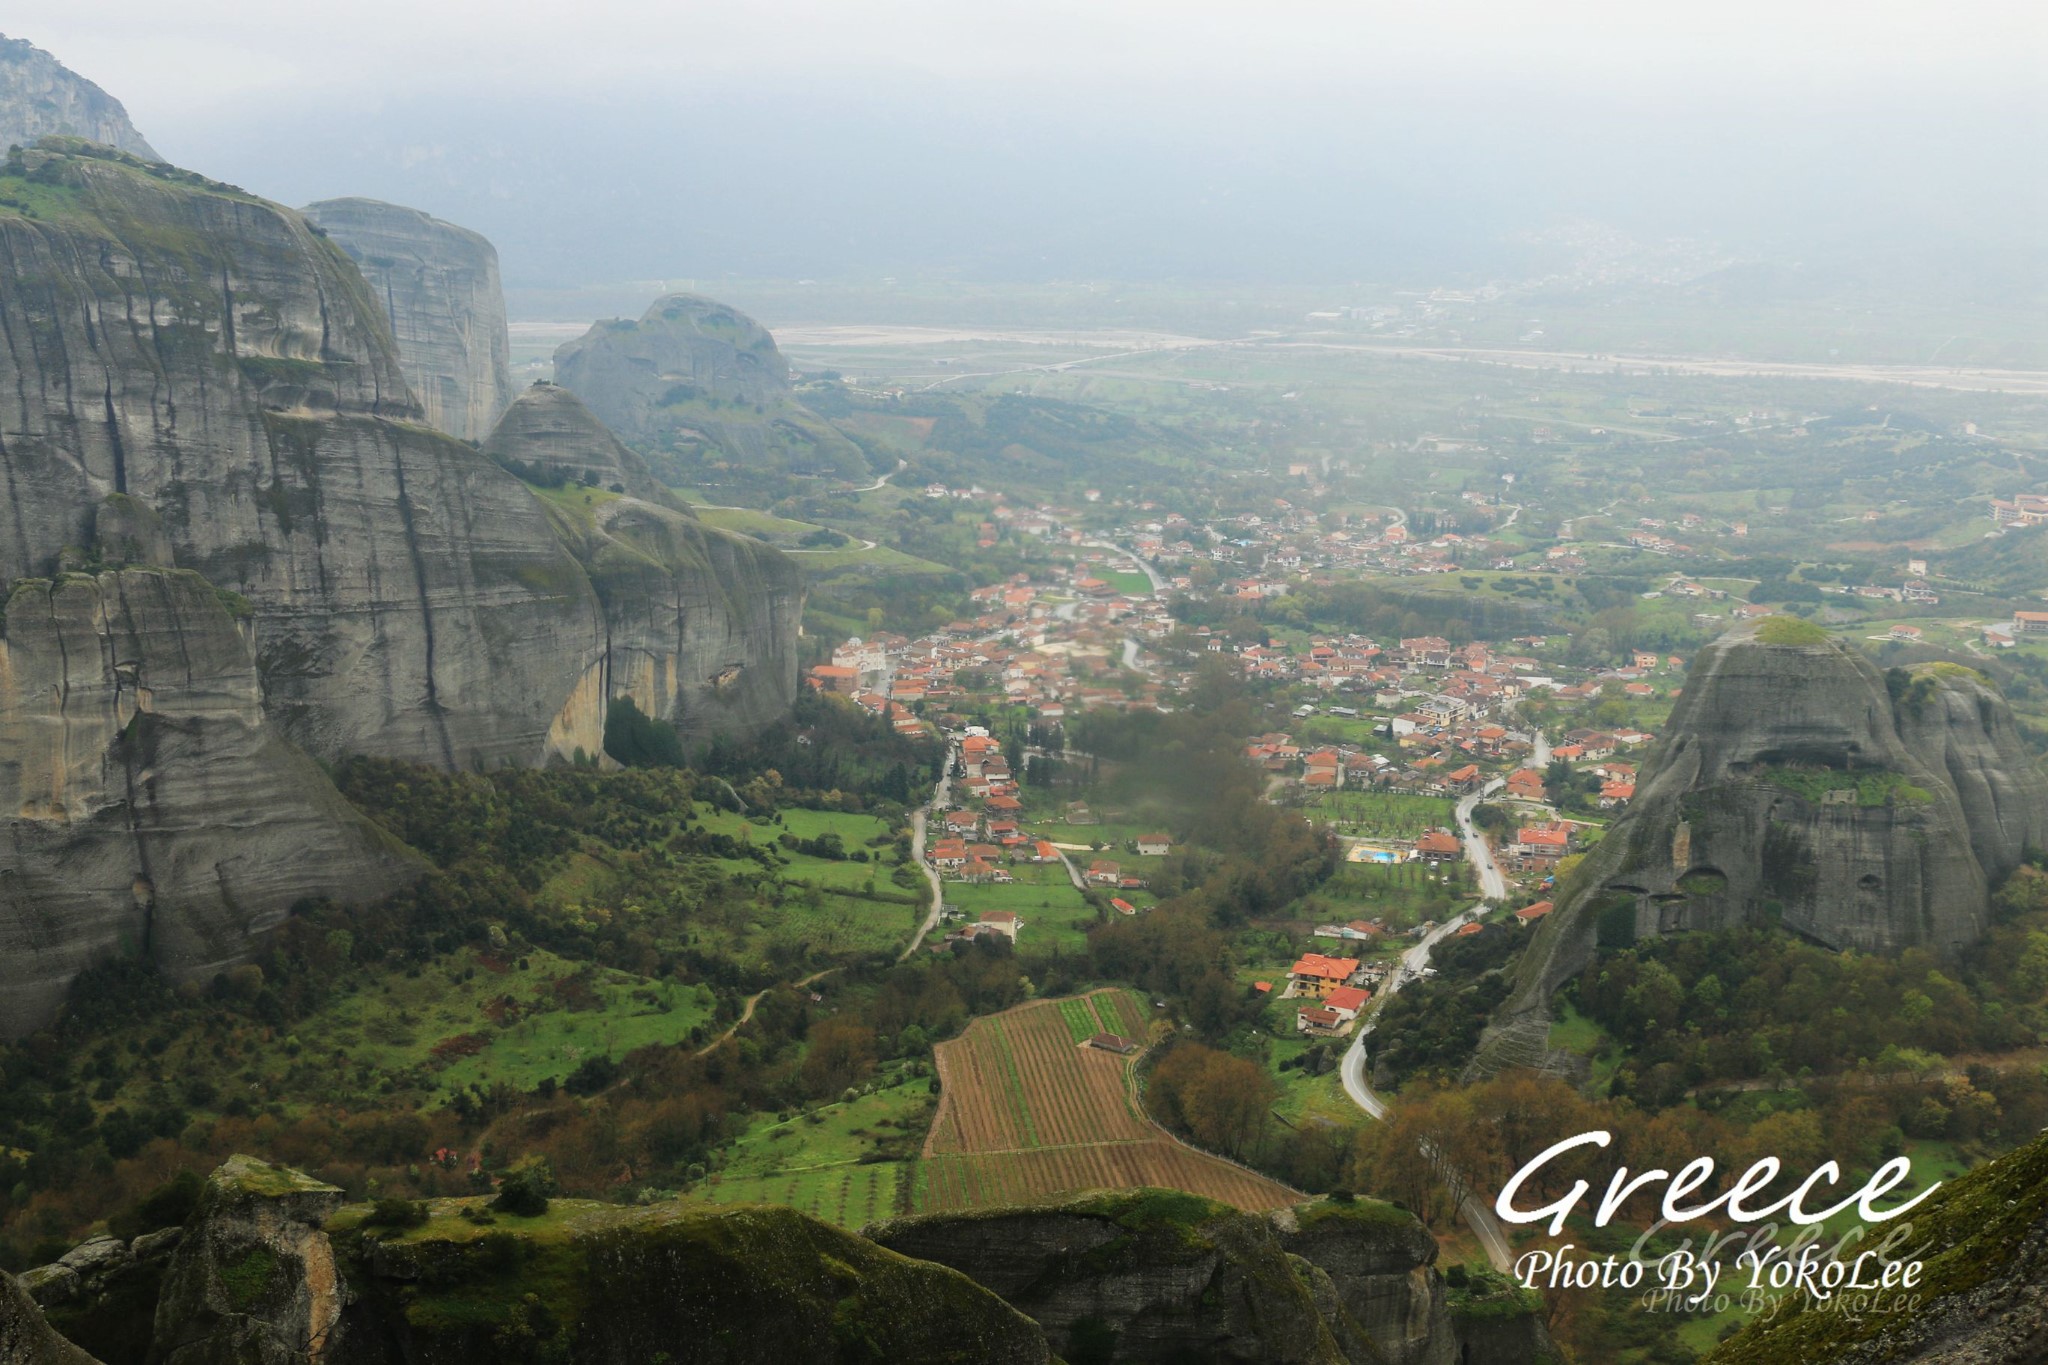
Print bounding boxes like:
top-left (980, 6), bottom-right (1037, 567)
top-left (916, 988), bottom-right (1299, 1213)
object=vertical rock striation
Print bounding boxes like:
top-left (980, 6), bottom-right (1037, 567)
top-left (299, 197), bottom-right (514, 441)
top-left (0, 570), bottom-right (420, 1034)
top-left (0, 141), bottom-right (608, 767)
top-left (483, 384), bottom-right (804, 744)
top-left (0, 34), bottom-right (157, 161)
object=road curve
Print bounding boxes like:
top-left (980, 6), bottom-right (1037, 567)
top-left (898, 747), bottom-right (956, 961)
top-left (1335, 781), bottom-right (1518, 1272)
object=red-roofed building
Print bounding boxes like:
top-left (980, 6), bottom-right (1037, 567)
top-left (1295, 1005), bottom-right (1345, 1035)
top-left (1289, 953), bottom-right (1361, 998)
top-left (1111, 897), bottom-right (1136, 915)
top-left (807, 664), bottom-right (859, 694)
top-left (1514, 900), bottom-right (1554, 925)
top-left (1323, 985), bottom-right (1371, 1020)
top-left (1415, 829), bottom-right (1462, 863)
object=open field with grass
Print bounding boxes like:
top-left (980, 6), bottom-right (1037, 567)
top-left (1303, 790), bottom-right (1455, 840)
top-left (685, 1076), bottom-right (933, 1227)
top-left (914, 991), bottom-right (1299, 1213)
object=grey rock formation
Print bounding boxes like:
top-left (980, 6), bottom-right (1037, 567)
top-left (1276, 1202), bottom-right (1458, 1365)
top-left (0, 569), bottom-right (422, 1034)
top-left (873, 1191), bottom-right (1375, 1363)
top-left (1475, 623), bottom-right (2048, 1076)
top-left (582, 499), bottom-right (803, 743)
top-left (554, 293), bottom-right (868, 479)
top-left (481, 384), bottom-right (802, 743)
top-left (480, 381), bottom-right (679, 506)
top-left (0, 1270), bottom-right (98, 1365)
top-left (149, 1157), bottom-right (348, 1365)
top-left (0, 142), bottom-right (611, 768)
top-left (0, 35), bottom-right (157, 161)
top-left (149, 1157), bottom-right (1050, 1365)
top-left (300, 197), bottom-right (514, 441)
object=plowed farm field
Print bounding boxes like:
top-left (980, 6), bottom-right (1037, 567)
top-left (915, 988), bottom-right (1299, 1214)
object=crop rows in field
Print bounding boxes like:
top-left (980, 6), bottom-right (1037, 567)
top-left (1054, 988), bottom-right (1148, 1043)
top-left (918, 991), bottom-right (1298, 1214)
top-left (917, 1143), bottom-right (1298, 1215)
top-left (691, 1160), bottom-right (903, 1229)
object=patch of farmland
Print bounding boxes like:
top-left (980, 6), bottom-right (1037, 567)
top-left (917, 989), bottom-right (1298, 1213)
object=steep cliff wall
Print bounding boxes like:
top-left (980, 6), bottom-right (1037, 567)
top-left (299, 198), bottom-right (514, 441)
top-left (0, 141), bottom-right (609, 767)
top-left (0, 35), bottom-right (156, 161)
top-left (480, 382), bottom-right (679, 507)
top-left (0, 570), bottom-right (420, 1034)
top-left (1476, 622), bottom-right (2046, 1075)
top-left (554, 293), bottom-right (868, 479)
top-left (866, 1189), bottom-right (1528, 1365)
top-left (0, 1271), bottom-right (98, 1365)
top-left (484, 385), bottom-right (803, 743)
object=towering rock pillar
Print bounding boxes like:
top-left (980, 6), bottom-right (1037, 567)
top-left (301, 196), bottom-right (516, 440)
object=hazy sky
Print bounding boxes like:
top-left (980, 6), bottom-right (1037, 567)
top-left (24, 0), bottom-right (2046, 115)
top-left (11, 3), bottom-right (2046, 293)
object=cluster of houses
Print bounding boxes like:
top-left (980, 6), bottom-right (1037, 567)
top-left (1258, 951), bottom-right (1395, 1038)
top-left (808, 558), bottom-right (1178, 722)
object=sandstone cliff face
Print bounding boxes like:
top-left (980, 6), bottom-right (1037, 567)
top-left (0, 36), bottom-right (157, 161)
top-left (480, 384), bottom-right (802, 743)
top-left (149, 1157), bottom-right (347, 1365)
top-left (1275, 1202), bottom-right (1457, 1365)
top-left (874, 1190), bottom-right (1412, 1364)
top-left (0, 142), bottom-right (609, 767)
top-left (299, 198), bottom-right (514, 441)
top-left (0, 1270), bottom-right (98, 1365)
top-left (480, 382), bottom-right (679, 507)
top-left (148, 1158), bottom-right (1049, 1365)
top-left (0, 569), bottom-right (421, 1034)
top-left (1477, 623), bottom-right (2046, 1075)
top-left (554, 294), bottom-right (868, 479)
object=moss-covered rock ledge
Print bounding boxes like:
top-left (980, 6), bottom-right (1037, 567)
top-left (149, 1156), bottom-right (1046, 1365)
top-left (1709, 1125), bottom-right (2048, 1364)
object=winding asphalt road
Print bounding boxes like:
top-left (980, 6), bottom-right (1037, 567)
top-left (1334, 773), bottom-right (1515, 1270)
top-left (898, 748), bottom-right (956, 961)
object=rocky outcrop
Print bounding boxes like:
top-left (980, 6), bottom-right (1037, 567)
top-left (299, 198), bottom-right (513, 441)
top-left (1275, 1201), bottom-right (1457, 1365)
top-left (22, 1228), bottom-right (182, 1364)
top-left (149, 1157), bottom-right (347, 1365)
top-left (554, 294), bottom-right (868, 480)
top-left (480, 382), bottom-right (679, 507)
top-left (1, 1270), bottom-right (99, 1365)
top-left (874, 1189), bottom-right (1395, 1364)
top-left (1476, 622), bottom-right (2048, 1076)
top-left (480, 384), bottom-right (802, 743)
top-left (0, 569), bottom-right (421, 1034)
top-left (148, 1157), bottom-right (1048, 1365)
top-left (0, 35), bottom-right (156, 161)
top-left (0, 141), bottom-right (610, 769)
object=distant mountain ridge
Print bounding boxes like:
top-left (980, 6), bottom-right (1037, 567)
top-left (0, 34), bottom-right (157, 160)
